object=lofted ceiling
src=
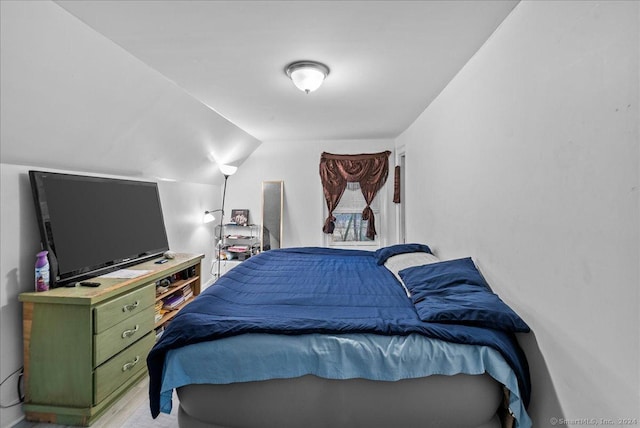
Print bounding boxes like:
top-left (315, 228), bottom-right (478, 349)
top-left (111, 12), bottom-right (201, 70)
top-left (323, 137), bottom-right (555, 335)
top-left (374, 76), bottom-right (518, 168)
top-left (1, 1), bottom-right (518, 184)
top-left (54, 0), bottom-right (519, 143)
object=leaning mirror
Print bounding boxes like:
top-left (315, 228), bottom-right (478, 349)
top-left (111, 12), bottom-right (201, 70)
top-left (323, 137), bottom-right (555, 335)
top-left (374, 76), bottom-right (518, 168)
top-left (261, 181), bottom-right (283, 251)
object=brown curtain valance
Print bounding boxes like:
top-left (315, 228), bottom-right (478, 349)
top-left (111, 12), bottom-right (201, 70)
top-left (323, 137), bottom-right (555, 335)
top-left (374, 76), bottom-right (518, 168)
top-left (319, 151), bottom-right (391, 240)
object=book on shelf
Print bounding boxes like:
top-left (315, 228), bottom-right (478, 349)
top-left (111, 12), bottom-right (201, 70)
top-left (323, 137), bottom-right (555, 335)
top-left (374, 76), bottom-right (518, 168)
top-left (163, 294), bottom-right (185, 310)
top-left (183, 285), bottom-right (194, 301)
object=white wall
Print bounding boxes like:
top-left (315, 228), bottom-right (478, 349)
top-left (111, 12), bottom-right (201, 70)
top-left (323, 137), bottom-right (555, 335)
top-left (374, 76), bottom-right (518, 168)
top-left (157, 180), bottom-right (221, 288)
top-left (223, 139), bottom-right (397, 248)
top-left (0, 165), bottom-right (220, 428)
top-left (396, 0), bottom-right (639, 425)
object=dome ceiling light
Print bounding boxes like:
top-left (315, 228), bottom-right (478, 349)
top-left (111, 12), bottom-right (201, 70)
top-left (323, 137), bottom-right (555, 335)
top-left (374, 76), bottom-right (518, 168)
top-left (285, 61), bottom-right (330, 94)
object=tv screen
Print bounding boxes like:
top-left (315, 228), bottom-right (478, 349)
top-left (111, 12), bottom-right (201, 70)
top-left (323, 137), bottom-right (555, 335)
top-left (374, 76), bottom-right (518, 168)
top-left (29, 171), bottom-right (170, 287)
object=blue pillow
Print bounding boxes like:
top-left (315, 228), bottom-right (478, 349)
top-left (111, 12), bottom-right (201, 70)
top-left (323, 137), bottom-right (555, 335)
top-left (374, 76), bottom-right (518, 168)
top-left (399, 257), bottom-right (530, 333)
top-left (374, 243), bottom-right (432, 265)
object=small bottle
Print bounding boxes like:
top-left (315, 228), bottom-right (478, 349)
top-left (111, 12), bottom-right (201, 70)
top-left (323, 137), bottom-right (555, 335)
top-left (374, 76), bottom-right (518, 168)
top-left (35, 251), bottom-right (50, 292)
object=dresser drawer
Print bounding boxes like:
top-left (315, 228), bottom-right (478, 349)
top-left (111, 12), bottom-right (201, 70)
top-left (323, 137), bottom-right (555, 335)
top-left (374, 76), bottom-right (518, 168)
top-left (93, 283), bottom-right (155, 334)
top-left (94, 306), bottom-right (154, 367)
top-left (94, 331), bottom-right (154, 404)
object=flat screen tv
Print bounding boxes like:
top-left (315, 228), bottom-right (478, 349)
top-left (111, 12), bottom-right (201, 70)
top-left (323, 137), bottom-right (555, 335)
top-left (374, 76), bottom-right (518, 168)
top-left (29, 170), bottom-right (170, 287)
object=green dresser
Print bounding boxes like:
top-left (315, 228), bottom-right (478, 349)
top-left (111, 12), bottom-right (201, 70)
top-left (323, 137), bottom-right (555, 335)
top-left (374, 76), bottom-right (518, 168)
top-left (19, 253), bottom-right (203, 426)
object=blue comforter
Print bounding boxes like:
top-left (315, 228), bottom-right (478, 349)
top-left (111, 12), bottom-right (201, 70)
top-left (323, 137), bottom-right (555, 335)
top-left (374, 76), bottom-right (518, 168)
top-left (148, 247), bottom-right (531, 418)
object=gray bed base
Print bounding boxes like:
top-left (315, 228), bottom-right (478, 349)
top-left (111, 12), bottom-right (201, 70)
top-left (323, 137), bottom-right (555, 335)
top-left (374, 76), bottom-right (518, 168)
top-left (177, 373), bottom-right (506, 428)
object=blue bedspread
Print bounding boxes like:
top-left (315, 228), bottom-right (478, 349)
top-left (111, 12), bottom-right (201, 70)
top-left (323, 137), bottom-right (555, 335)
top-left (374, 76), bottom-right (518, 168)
top-left (161, 334), bottom-right (531, 427)
top-left (148, 247), bottom-right (531, 419)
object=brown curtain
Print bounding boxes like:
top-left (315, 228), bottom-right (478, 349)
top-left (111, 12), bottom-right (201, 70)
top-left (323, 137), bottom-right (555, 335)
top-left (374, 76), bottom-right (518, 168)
top-left (319, 151), bottom-right (391, 239)
top-left (393, 165), bottom-right (401, 204)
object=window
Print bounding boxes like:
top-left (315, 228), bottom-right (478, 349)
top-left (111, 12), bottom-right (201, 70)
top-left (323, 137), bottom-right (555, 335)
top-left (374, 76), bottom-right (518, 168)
top-left (327, 182), bottom-right (381, 247)
top-left (319, 151), bottom-right (391, 248)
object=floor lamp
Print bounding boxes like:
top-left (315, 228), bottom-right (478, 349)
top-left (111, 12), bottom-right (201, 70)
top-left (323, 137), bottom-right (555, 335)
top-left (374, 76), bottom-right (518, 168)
top-left (204, 164), bottom-right (238, 281)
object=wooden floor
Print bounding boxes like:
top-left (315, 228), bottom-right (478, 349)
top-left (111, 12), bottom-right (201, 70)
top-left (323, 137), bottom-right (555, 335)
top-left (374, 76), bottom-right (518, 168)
top-left (13, 377), bottom-right (178, 428)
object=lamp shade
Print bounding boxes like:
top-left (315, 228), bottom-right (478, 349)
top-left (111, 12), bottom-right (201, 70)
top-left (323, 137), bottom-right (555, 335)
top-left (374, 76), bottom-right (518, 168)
top-left (219, 164), bottom-right (238, 176)
top-left (203, 211), bottom-right (216, 223)
top-left (286, 61), bottom-right (330, 94)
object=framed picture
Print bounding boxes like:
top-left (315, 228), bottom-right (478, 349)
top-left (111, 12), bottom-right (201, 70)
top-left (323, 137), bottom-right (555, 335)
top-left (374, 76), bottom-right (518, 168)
top-left (231, 209), bottom-right (249, 226)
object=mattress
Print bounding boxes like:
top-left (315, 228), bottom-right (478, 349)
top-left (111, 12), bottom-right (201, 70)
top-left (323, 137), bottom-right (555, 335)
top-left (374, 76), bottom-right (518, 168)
top-left (176, 373), bottom-right (504, 428)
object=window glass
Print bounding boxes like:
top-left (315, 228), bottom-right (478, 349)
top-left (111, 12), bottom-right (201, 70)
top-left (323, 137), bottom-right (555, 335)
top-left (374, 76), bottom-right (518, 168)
top-left (328, 182), bottom-right (379, 246)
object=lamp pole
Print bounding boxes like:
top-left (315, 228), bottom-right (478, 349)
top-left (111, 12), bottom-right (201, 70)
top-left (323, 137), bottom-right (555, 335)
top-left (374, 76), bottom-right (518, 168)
top-left (217, 173), bottom-right (230, 280)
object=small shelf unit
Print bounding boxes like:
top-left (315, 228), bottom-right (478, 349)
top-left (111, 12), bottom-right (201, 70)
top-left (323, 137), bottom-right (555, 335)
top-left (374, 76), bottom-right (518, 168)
top-left (154, 275), bottom-right (200, 328)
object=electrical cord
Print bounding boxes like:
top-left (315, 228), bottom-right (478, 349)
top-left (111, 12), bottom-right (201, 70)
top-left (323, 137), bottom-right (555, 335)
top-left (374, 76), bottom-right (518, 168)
top-left (18, 369), bottom-right (24, 402)
top-left (0, 366), bottom-right (24, 408)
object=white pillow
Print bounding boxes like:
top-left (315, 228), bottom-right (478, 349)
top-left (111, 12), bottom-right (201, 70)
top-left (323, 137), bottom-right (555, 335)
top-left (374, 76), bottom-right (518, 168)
top-left (384, 252), bottom-right (440, 297)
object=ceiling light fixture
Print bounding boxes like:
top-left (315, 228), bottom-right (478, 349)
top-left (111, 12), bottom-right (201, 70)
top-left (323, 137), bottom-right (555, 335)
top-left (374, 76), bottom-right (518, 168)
top-left (285, 61), bottom-right (330, 94)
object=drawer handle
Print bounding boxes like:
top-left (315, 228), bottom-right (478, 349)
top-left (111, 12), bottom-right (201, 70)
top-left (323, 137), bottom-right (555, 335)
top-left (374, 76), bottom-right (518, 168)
top-left (121, 325), bottom-right (139, 339)
top-left (122, 300), bottom-right (140, 312)
top-left (122, 356), bottom-right (140, 372)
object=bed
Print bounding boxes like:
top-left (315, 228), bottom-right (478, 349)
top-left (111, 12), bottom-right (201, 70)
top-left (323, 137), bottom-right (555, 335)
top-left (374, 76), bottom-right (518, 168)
top-left (148, 245), bottom-right (532, 428)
